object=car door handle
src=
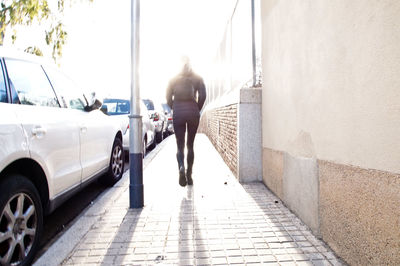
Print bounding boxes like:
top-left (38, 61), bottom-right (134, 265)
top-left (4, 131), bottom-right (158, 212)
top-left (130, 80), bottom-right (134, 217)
top-left (31, 127), bottom-right (47, 137)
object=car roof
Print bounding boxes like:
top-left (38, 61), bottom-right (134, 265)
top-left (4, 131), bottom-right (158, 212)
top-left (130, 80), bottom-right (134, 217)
top-left (0, 47), bottom-right (54, 66)
top-left (103, 98), bottom-right (129, 102)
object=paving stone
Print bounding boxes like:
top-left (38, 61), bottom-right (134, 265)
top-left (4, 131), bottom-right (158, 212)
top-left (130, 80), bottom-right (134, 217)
top-left (241, 248), bottom-right (258, 256)
top-left (259, 254), bottom-right (278, 263)
top-left (227, 256), bottom-right (245, 264)
top-left (276, 254), bottom-right (294, 262)
top-left (55, 136), bottom-right (343, 266)
top-left (313, 260), bottom-right (332, 266)
top-left (291, 253), bottom-right (310, 261)
top-left (296, 261), bottom-right (314, 266)
top-left (307, 253), bottom-right (326, 261)
top-left (211, 257), bottom-right (228, 265)
top-left (244, 255), bottom-right (262, 263)
top-left (196, 258), bottom-right (212, 265)
top-left (226, 249), bottom-right (243, 257)
top-left (302, 246), bottom-right (319, 253)
top-left (279, 262), bottom-right (297, 266)
top-left (210, 250), bottom-right (226, 258)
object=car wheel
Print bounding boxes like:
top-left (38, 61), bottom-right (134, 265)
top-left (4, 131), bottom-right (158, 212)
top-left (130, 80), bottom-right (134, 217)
top-left (163, 130), bottom-right (169, 139)
top-left (149, 135), bottom-right (156, 150)
top-left (0, 175), bottom-right (43, 266)
top-left (101, 137), bottom-right (124, 186)
top-left (143, 137), bottom-right (147, 158)
top-left (156, 130), bottom-right (163, 143)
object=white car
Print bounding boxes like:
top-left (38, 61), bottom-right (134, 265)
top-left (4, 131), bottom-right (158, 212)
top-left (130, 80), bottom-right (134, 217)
top-left (0, 49), bottom-right (124, 265)
top-left (142, 99), bottom-right (168, 143)
top-left (101, 98), bottom-right (156, 156)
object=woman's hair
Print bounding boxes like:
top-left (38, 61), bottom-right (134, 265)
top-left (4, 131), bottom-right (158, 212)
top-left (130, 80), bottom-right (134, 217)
top-left (181, 55), bottom-right (192, 74)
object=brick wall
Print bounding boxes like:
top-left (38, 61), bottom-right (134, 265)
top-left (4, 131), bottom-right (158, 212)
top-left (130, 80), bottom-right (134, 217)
top-left (199, 104), bottom-right (238, 177)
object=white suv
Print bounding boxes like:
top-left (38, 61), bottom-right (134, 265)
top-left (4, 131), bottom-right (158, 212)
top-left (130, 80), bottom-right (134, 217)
top-left (0, 49), bottom-right (124, 265)
top-left (101, 98), bottom-right (157, 155)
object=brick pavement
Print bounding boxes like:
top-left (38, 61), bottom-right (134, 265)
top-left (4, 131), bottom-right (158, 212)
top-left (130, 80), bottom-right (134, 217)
top-left (45, 134), bottom-right (345, 265)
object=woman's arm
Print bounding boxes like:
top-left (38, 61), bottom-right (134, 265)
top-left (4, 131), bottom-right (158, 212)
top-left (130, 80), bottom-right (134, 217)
top-left (166, 81), bottom-right (174, 109)
top-left (197, 77), bottom-right (206, 111)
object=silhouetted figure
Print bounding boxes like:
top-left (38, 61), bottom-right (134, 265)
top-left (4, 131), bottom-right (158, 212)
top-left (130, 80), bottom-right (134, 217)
top-left (166, 57), bottom-right (206, 186)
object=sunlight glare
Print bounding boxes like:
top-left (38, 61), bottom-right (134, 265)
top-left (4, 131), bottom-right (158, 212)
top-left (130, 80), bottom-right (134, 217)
top-left (2, 0), bottom-right (237, 103)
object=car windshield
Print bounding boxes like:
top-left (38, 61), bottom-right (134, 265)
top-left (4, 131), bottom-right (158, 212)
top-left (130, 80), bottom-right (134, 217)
top-left (103, 99), bottom-right (130, 115)
top-left (142, 99), bottom-right (154, 110)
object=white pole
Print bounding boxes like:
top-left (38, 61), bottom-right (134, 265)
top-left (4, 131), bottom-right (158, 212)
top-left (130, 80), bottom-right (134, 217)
top-left (129, 0), bottom-right (143, 208)
top-left (251, 0), bottom-right (257, 87)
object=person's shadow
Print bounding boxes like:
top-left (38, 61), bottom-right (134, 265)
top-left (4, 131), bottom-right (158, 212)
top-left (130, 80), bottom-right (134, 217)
top-left (177, 186), bottom-right (209, 265)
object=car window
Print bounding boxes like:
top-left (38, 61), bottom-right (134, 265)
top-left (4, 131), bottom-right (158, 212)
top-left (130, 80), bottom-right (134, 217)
top-left (4, 59), bottom-right (60, 107)
top-left (103, 99), bottom-right (130, 115)
top-left (142, 99), bottom-right (154, 110)
top-left (162, 103), bottom-right (171, 113)
top-left (43, 66), bottom-right (86, 110)
top-left (0, 65), bottom-right (6, 103)
top-left (103, 101), bottom-right (118, 114)
top-left (9, 80), bottom-right (21, 104)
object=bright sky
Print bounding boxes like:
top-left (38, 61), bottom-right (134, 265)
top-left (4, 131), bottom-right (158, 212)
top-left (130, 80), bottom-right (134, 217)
top-left (4, 0), bottom-right (236, 103)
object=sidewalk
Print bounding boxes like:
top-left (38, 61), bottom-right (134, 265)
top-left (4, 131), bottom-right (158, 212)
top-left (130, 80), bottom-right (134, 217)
top-left (35, 134), bottom-right (345, 266)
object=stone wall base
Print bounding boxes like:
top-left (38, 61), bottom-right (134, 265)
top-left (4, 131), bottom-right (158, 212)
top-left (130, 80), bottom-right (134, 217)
top-left (262, 147), bottom-right (400, 265)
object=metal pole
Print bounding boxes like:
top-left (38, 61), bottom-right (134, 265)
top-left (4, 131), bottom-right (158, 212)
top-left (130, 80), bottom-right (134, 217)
top-left (251, 0), bottom-right (257, 87)
top-left (129, 0), bottom-right (143, 208)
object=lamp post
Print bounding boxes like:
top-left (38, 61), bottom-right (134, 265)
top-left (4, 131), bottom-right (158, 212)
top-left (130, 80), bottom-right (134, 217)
top-left (251, 0), bottom-right (257, 87)
top-left (129, 0), bottom-right (143, 208)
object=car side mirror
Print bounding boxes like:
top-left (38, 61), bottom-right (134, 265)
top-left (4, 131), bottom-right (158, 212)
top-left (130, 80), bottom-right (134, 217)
top-left (84, 98), bottom-right (102, 112)
top-left (100, 105), bottom-right (108, 114)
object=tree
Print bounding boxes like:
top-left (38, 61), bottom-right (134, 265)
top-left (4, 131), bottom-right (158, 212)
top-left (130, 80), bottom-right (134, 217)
top-left (0, 0), bottom-right (92, 62)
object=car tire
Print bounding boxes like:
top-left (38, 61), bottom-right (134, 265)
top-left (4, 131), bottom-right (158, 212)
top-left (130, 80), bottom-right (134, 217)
top-left (0, 175), bottom-right (43, 266)
top-left (163, 130), bottom-right (169, 139)
top-left (101, 137), bottom-right (124, 186)
top-left (156, 130), bottom-right (163, 143)
top-left (149, 136), bottom-right (156, 150)
top-left (143, 137), bottom-right (147, 158)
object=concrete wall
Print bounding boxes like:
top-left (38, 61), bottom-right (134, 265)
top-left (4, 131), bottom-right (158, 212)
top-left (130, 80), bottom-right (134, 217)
top-left (199, 87), bottom-right (262, 183)
top-left (260, 0), bottom-right (400, 265)
top-left (237, 88), bottom-right (262, 182)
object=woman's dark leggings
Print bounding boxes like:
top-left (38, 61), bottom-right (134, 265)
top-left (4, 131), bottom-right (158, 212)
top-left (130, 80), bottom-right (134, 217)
top-left (173, 109), bottom-right (200, 174)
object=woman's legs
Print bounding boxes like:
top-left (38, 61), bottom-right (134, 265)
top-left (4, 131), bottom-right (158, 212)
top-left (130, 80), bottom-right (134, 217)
top-left (186, 115), bottom-right (200, 185)
top-left (173, 107), bottom-right (200, 186)
top-left (173, 118), bottom-right (187, 186)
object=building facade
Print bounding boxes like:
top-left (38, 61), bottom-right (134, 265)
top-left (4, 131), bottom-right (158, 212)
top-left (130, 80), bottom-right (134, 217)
top-left (200, 0), bottom-right (400, 265)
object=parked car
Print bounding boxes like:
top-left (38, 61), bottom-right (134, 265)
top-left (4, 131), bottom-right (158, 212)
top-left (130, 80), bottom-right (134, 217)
top-left (0, 49), bottom-right (124, 266)
top-left (101, 98), bottom-right (156, 155)
top-left (142, 99), bottom-right (168, 143)
top-left (161, 103), bottom-right (174, 135)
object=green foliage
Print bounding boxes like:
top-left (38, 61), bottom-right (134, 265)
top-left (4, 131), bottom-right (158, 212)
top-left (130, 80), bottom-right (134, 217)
top-left (0, 0), bottom-right (92, 62)
top-left (24, 46), bottom-right (43, 56)
top-left (45, 21), bottom-right (67, 60)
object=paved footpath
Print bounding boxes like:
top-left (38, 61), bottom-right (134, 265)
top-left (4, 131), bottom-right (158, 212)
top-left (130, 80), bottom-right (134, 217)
top-left (35, 134), bottom-right (345, 266)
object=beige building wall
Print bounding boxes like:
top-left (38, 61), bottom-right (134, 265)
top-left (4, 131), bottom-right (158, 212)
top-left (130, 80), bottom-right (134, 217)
top-left (260, 1), bottom-right (400, 265)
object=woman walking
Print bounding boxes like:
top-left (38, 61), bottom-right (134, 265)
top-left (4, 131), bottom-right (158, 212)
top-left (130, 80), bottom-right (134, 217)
top-left (166, 58), bottom-right (206, 187)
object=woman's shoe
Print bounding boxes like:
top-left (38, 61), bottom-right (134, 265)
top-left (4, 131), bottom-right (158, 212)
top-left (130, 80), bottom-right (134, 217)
top-left (179, 166), bottom-right (187, 187)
